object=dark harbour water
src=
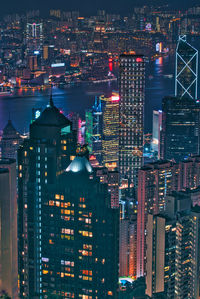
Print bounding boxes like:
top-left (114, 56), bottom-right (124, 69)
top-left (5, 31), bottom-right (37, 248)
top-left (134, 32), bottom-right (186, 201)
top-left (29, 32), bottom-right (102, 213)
top-left (0, 55), bottom-right (175, 134)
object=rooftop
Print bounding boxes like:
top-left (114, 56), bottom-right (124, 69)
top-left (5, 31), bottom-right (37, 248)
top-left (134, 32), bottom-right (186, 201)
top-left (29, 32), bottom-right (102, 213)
top-left (66, 156), bottom-right (93, 174)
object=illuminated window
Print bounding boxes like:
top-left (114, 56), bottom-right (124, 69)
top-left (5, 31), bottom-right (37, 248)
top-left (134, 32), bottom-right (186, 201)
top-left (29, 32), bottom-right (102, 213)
top-left (42, 270), bottom-right (48, 275)
top-left (55, 194), bottom-right (60, 199)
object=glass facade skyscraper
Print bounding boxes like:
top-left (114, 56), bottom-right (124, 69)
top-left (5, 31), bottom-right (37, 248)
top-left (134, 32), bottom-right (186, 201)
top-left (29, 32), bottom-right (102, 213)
top-left (175, 35), bottom-right (198, 100)
top-left (119, 54), bottom-right (145, 187)
top-left (161, 96), bottom-right (200, 162)
top-left (102, 93), bottom-right (119, 170)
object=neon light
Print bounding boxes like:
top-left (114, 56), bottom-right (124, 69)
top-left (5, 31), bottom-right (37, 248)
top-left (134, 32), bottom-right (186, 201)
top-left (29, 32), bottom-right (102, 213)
top-left (111, 96), bottom-right (120, 101)
top-left (136, 58), bottom-right (143, 62)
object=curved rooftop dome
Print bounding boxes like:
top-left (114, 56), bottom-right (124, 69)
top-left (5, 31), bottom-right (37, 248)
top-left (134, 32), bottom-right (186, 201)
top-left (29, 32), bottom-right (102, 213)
top-left (66, 156), bottom-right (93, 174)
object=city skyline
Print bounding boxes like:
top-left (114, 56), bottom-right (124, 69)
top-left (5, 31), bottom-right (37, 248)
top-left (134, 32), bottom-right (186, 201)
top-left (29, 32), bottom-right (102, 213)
top-left (1, 2), bottom-right (200, 298)
top-left (0, 1), bottom-right (199, 16)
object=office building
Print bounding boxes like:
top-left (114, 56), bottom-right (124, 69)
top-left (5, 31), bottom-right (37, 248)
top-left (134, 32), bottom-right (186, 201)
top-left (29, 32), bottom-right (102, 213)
top-left (119, 54), bottom-right (145, 187)
top-left (18, 96), bottom-right (77, 298)
top-left (85, 97), bottom-right (103, 163)
top-left (1, 119), bottom-right (22, 160)
top-left (151, 110), bottom-right (162, 159)
top-left (161, 96), bottom-right (200, 162)
top-left (40, 153), bottom-right (119, 298)
top-left (102, 93), bottom-right (119, 170)
top-left (175, 35), bottom-right (198, 100)
top-left (26, 22), bottom-right (43, 54)
top-left (0, 159), bottom-right (18, 298)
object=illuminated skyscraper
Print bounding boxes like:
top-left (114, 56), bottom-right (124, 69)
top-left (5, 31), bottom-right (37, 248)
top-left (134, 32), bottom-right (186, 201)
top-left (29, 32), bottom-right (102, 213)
top-left (85, 97), bottom-right (103, 163)
top-left (102, 93), bottom-right (119, 170)
top-left (26, 22), bottom-right (43, 54)
top-left (18, 96), bottom-right (77, 298)
top-left (146, 191), bottom-right (200, 298)
top-left (161, 96), bottom-right (200, 162)
top-left (119, 54), bottom-right (145, 187)
top-left (35, 152), bottom-right (119, 298)
top-left (175, 35), bottom-right (198, 100)
top-left (137, 161), bottom-right (179, 278)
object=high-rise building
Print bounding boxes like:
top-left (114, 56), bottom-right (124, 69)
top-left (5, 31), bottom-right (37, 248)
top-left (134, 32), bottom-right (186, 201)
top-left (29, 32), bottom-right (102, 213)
top-left (119, 54), bottom-right (145, 187)
top-left (39, 153), bottom-right (119, 298)
top-left (151, 110), bottom-right (162, 159)
top-left (119, 215), bottom-right (137, 279)
top-left (145, 214), bottom-right (166, 297)
top-left (102, 93), bottom-right (119, 170)
top-left (26, 22), bottom-right (43, 54)
top-left (136, 160), bottom-right (179, 278)
top-left (175, 35), bottom-right (198, 100)
top-left (146, 190), bottom-right (200, 298)
top-left (1, 119), bottom-right (22, 160)
top-left (85, 97), bottom-right (103, 163)
top-left (0, 159), bottom-right (18, 298)
top-left (18, 96), bottom-right (77, 298)
top-left (95, 166), bottom-right (119, 208)
top-left (161, 96), bottom-right (200, 162)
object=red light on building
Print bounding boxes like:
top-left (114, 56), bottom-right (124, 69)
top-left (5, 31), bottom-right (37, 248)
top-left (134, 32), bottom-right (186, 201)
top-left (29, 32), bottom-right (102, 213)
top-left (111, 95), bottom-right (120, 102)
top-left (136, 58), bottom-right (143, 63)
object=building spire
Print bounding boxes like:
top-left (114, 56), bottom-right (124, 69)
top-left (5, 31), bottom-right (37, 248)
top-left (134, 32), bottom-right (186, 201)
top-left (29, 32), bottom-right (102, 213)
top-left (49, 84), bottom-right (54, 107)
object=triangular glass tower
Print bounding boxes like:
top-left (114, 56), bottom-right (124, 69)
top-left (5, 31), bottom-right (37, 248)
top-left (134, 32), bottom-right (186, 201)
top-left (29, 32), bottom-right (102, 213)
top-left (175, 35), bottom-right (198, 100)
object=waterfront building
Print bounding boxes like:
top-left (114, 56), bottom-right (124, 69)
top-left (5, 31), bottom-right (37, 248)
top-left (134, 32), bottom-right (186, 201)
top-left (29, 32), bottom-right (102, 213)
top-left (119, 54), bottom-right (145, 187)
top-left (1, 119), bottom-right (22, 160)
top-left (102, 93), bottom-right (119, 170)
top-left (18, 96), bottom-right (77, 297)
top-left (161, 96), bottom-right (200, 162)
top-left (0, 159), bottom-right (18, 298)
top-left (175, 35), bottom-right (198, 100)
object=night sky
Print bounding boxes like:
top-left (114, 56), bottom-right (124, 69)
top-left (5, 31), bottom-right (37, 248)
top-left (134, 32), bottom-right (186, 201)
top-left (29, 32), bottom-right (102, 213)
top-left (0, 0), bottom-right (199, 16)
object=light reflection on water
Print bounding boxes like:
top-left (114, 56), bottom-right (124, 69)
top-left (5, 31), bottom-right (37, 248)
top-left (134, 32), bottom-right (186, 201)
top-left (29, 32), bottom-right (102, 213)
top-left (0, 56), bottom-right (175, 134)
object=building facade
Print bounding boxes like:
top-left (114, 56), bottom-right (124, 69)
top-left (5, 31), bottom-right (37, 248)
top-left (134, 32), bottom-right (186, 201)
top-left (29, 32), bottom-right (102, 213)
top-left (41, 155), bottom-right (119, 298)
top-left (18, 98), bottom-right (77, 298)
top-left (1, 119), bottom-right (22, 160)
top-left (0, 159), bottom-right (18, 298)
top-left (161, 96), bottom-right (200, 162)
top-left (102, 93), bottom-right (119, 170)
top-left (175, 35), bottom-right (198, 100)
top-left (119, 54), bottom-right (145, 187)
top-left (136, 160), bottom-right (179, 278)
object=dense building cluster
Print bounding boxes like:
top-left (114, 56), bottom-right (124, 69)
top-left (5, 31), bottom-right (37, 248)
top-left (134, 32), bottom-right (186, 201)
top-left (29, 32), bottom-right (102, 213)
top-left (1, 4), bottom-right (200, 299)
